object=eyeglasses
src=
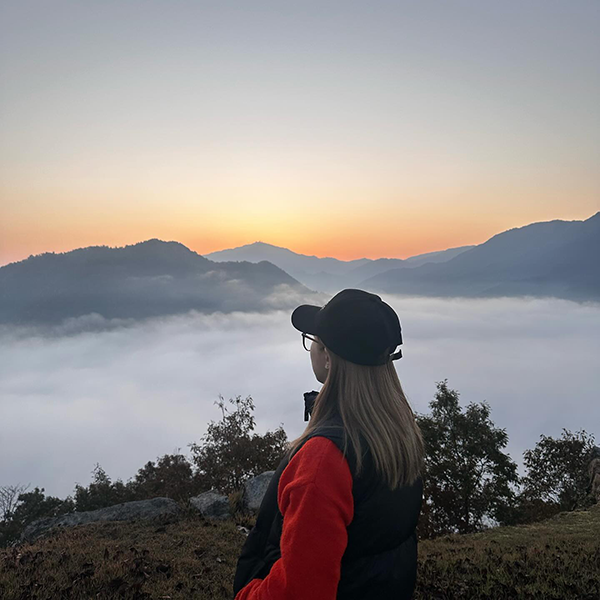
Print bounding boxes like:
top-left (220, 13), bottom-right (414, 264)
top-left (302, 332), bottom-right (320, 351)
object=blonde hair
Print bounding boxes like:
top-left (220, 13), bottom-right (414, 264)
top-left (285, 339), bottom-right (424, 490)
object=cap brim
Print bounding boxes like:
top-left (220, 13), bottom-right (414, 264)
top-left (291, 304), bottom-right (321, 334)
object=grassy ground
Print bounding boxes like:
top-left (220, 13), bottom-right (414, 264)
top-left (0, 504), bottom-right (598, 600)
top-left (414, 503), bottom-right (600, 600)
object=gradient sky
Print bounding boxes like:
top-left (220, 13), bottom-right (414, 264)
top-left (1, 0), bottom-right (599, 266)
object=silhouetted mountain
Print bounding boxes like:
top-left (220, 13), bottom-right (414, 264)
top-left (3, 213), bottom-right (596, 328)
top-left (401, 246), bottom-right (477, 268)
top-left (345, 246), bottom-right (476, 285)
top-left (359, 212), bottom-right (600, 302)
top-left (204, 242), bottom-right (473, 292)
top-left (0, 239), bottom-right (317, 326)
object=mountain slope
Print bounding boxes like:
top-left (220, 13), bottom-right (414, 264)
top-left (204, 241), bottom-right (473, 292)
top-left (359, 212), bottom-right (600, 302)
top-left (0, 239), bottom-right (316, 326)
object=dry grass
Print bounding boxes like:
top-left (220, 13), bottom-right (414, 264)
top-left (415, 503), bottom-right (600, 600)
top-left (0, 504), bottom-right (598, 600)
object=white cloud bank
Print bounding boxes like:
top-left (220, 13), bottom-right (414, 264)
top-left (1, 294), bottom-right (599, 499)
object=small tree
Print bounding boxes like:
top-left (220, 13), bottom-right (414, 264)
top-left (9, 487), bottom-right (74, 525)
top-left (129, 452), bottom-right (204, 501)
top-left (0, 487), bottom-right (74, 547)
top-left (516, 428), bottom-right (596, 520)
top-left (189, 394), bottom-right (288, 496)
top-left (73, 464), bottom-right (136, 512)
top-left (416, 380), bottom-right (520, 538)
top-left (0, 483), bottom-right (30, 522)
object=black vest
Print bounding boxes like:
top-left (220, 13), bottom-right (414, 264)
top-left (233, 413), bottom-right (423, 599)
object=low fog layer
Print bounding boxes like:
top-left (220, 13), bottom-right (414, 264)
top-left (1, 294), bottom-right (599, 499)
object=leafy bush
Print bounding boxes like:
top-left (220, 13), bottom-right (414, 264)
top-left (73, 464), bottom-right (137, 512)
top-left (415, 380), bottom-right (520, 538)
top-left (510, 428), bottom-right (597, 524)
top-left (0, 487), bottom-right (74, 547)
top-left (189, 394), bottom-right (288, 496)
top-left (127, 452), bottom-right (205, 502)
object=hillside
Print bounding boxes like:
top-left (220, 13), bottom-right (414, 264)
top-left (0, 239), bottom-right (316, 326)
top-left (204, 241), bottom-right (473, 292)
top-left (361, 212), bottom-right (600, 302)
top-left (201, 213), bottom-right (600, 301)
top-left (1, 502), bottom-right (597, 599)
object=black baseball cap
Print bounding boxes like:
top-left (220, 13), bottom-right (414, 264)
top-left (291, 288), bottom-right (403, 366)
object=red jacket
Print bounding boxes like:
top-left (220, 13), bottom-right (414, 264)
top-left (234, 436), bottom-right (354, 599)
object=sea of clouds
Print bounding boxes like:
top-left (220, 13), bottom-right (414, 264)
top-left (1, 293), bottom-right (599, 500)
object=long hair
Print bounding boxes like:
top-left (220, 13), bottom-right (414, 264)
top-left (285, 340), bottom-right (425, 490)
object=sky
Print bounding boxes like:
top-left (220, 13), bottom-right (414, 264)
top-left (1, 0), bottom-right (599, 266)
top-left (1, 293), bottom-right (598, 500)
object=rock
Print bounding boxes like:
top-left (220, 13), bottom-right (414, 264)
top-left (21, 497), bottom-right (181, 543)
top-left (243, 471), bottom-right (275, 513)
top-left (189, 490), bottom-right (231, 519)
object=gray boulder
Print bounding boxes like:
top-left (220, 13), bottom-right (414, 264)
top-left (21, 497), bottom-right (181, 543)
top-left (243, 471), bottom-right (275, 513)
top-left (189, 490), bottom-right (231, 519)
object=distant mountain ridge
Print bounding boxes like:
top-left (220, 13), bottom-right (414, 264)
top-left (361, 212), bottom-right (600, 301)
top-left (204, 213), bottom-right (599, 302)
top-left (0, 239), bottom-right (320, 327)
top-left (204, 242), bottom-right (474, 292)
top-left (1, 212), bottom-right (597, 327)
